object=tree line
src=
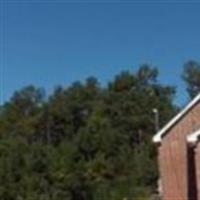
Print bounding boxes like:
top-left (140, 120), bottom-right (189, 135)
top-left (0, 61), bottom-right (200, 200)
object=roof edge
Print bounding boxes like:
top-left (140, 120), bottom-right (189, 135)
top-left (153, 93), bottom-right (200, 143)
top-left (187, 129), bottom-right (200, 144)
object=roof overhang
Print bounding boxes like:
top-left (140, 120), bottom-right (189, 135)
top-left (153, 93), bottom-right (200, 144)
top-left (187, 129), bottom-right (200, 145)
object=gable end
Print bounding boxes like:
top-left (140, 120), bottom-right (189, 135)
top-left (153, 93), bottom-right (200, 143)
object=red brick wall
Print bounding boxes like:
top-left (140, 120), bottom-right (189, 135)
top-left (158, 102), bottom-right (200, 200)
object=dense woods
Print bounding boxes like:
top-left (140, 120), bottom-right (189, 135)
top-left (0, 62), bottom-right (199, 200)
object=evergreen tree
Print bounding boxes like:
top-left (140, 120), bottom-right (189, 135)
top-left (183, 60), bottom-right (200, 99)
top-left (0, 65), bottom-right (176, 200)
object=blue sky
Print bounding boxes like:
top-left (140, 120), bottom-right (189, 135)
top-left (1, 1), bottom-right (200, 105)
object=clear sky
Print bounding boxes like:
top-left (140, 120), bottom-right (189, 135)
top-left (1, 0), bottom-right (200, 105)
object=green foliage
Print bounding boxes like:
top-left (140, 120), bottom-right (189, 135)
top-left (0, 66), bottom-right (176, 199)
top-left (183, 60), bottom-right (200, 99)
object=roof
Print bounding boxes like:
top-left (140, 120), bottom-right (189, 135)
top-left (187, 129), bottom-right (200, 144)
top-left (153, 93), bottom-right (200, 143)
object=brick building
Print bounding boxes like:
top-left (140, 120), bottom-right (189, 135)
top-left (153, 94), bottom-right (200, 200)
